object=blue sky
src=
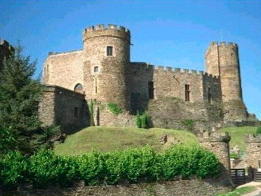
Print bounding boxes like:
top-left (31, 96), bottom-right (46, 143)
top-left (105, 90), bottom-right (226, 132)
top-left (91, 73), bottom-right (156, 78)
top-left (0, 0), bottom-right (260, 119)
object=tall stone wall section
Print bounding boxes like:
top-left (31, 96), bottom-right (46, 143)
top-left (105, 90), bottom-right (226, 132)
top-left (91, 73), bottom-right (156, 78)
top-left (39, 85), bottom-right (89, 133)
top-left (245, 134), bottom-right (261, 169)
top-left (43, 50), bottom-right (84, 91)
top-left (205, 42), bottom-right (247, 122)
top-left (199, 131), bottom-right (231, 171)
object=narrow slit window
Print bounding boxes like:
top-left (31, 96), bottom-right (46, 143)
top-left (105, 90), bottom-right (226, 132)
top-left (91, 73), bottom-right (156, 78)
top-left (208, 87), bottom-right (212, 103)
top-left (148, 81), bottom-right (154, 99)
top-left (107, 46), bottom-right (113, 56)
top-left (185, 84), bottom-right (190, 102)
top-left (95, 78), bottom-right (98, 94)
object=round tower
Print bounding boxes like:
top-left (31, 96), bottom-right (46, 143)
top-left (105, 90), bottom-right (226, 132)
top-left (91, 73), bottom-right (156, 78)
top-left (82, 24), bottom-right (130, 110)
top-left (205, 42), bottom-right (247, 121)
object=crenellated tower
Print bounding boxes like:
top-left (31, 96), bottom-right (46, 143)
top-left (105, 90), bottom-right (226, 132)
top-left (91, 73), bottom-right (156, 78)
top-left (205, 42), bottom-right (247, 122)
top-left (82, 24), bottom-right (130, 110)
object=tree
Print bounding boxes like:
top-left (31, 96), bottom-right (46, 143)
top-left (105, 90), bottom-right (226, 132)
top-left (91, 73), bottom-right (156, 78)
top-left (0, 46), bottom-right (42, 153)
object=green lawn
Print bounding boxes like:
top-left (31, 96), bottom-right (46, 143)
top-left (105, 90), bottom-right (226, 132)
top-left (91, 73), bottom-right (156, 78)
top-left (216, 186), bottom-right (256, 196)
top-left (219, 126), bottom-right (258, 152)
top-left (54, 126), bottom-right (198, 155)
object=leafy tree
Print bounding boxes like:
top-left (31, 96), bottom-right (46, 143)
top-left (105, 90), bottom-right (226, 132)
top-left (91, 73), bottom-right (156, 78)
top-left (256, 127), bottom-right (261, 136)
top-left (0, 45), bottom-right (42, 153)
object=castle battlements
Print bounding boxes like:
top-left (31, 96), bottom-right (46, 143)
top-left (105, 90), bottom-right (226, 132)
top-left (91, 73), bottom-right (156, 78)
top-left (205, 41), bottom-right (238, 57)
top-left (130, 62), bottom-right (220, 79)
top-left (83, 24), bottom-right (130, 42)
top-left (84, 24), bottom-right (130, 33)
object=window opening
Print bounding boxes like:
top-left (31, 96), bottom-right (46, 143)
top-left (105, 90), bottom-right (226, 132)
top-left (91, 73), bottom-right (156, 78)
top-left (148, 81), bottom-right (154, 99)
top-left (94, 66), bottom-right (99, 72)
top-left (107, 46), bottom-right (113, 56)
top-left (185, 84), bottom-right (190, 102)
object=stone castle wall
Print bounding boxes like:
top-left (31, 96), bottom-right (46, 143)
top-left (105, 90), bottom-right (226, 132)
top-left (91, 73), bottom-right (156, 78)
top-left (43, 50), bottom-right (84, 91)
top-left (39, 85), bottom-right (89, 132)
top-left (245, 134), bottom-right (261, 169)
top-left (199, 132), bottom-right (231, 173)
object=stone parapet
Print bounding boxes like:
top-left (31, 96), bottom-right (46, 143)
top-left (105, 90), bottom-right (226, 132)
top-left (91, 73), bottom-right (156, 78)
top-left (83, 24), bottom-right (130, 42)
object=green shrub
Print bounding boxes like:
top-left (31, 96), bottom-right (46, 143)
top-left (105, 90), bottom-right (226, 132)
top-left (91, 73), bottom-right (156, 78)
top-left (77, 152), bottom-right (106, 185)
top-left (161, 145), bottom-right (220, 179)
top-left (181, 119), bottom-right (195, 131)
top-left (107, 103), bottom-right (122, 115)
top-left (0, 146), bottom-right (221, 189)
top-left (29, 150), bottom-right (79, 188)
top-left (136, 112), bottom-right (151, 129)
top-left (256, 127), bottom-right (261, 135)
top-left (230, 152), bottom-right (240, 159)
top-left (0, 151), bottom-right (28, 189)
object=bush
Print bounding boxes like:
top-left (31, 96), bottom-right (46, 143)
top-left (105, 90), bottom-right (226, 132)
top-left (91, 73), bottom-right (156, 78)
top-left (161, 145), bottom-right (220, 179)
top-left (107, 103), bottom-right (122, 115)
top-left (0, 151), bottom-right (28, 189)
top-left (256, 127), bottom-right (261, 135)
top-left (136, 112), bottom-right (151, 129)
top-left (0, 146), bottom-right (221, 189)
top-left (29, 150), bottom-right (79, 188)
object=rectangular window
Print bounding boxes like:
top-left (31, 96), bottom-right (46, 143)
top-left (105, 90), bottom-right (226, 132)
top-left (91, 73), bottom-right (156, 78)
top-left (94, 66), bottom-right (99, 72)
top-left (107, 46), bottom-right (113, 56)
top-left (74, 107), bottom-right (79, 118)
top-left (148, 81), bottom-right (154, 99)
top-left (185, 84), bottom-right (190, 102)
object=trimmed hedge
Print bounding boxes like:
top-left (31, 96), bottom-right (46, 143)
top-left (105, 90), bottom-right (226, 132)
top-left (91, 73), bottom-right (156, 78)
top-left (0, 146), bottom-right (221, 189)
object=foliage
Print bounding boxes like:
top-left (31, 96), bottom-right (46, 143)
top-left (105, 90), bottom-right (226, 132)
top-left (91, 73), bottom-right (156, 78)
top-left (181, 119), bottom-right (195, 131)
top-left (29, 150), bottom-right (79, 188)
top-left (0, 45), bottom-right (43, 154)
top-left (230, 152), bottom-right (240, 159)
top-left (136, 111), bottom-right (151, 129)
top-left (161, 145), bottom-right (220, 179)
top-left (256, 127), bottom-right (261, 135)
top-left (216, 186), bottom-right (256, 196)
top-left (0, 151), bottom-right (28, 189)
top-left (107, 103), bottom-right (122, 115)
top-left (0, 126), bottom-right (17, 153)
top-left (0, 145), bottom-right (221, 189)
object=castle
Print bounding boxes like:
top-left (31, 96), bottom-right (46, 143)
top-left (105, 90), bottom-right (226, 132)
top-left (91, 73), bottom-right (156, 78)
top-left (1, 25), bottom-right (257, 132)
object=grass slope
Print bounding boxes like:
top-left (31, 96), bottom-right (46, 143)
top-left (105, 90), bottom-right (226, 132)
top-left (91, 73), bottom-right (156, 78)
top-left (219, 126), bottom-right (258, 152)
top-left (54, 126), bottom-right (198, 155)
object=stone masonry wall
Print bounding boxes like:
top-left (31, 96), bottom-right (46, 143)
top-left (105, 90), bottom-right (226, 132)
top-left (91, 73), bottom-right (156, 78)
top-left (39, 85), bottom-right (89, 133)
top-left (43, 50), bottom-right (84, 91)
top-left (245, 134), bottom-right (261, 169)
top-left (199, 132), bottom-right (231, 172)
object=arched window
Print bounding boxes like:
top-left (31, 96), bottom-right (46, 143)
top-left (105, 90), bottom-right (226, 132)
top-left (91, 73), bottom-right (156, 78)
top-left (94, 66), bottom-right (99, 72)
top-left (74, 83), bottom-right (83, 93)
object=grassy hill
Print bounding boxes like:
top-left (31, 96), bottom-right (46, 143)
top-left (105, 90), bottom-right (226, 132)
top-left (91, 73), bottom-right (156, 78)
top-left (54, 126), bottom-right (198, 155)
top-left (54, 125), bottom-right (259, 156)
